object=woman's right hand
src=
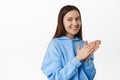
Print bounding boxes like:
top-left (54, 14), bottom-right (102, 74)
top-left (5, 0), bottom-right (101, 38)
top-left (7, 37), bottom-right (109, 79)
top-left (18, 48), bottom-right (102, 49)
top-left (76, 40), bottom-right (101, 61)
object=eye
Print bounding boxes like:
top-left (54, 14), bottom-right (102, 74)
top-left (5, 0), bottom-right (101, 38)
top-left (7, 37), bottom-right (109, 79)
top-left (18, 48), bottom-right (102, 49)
top-left (76, 17), bottom-right (80, 21)
top-left (67, 18), bottom-right (72, 21)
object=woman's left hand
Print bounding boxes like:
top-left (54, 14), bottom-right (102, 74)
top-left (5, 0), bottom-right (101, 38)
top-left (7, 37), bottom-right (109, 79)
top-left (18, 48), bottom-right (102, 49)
top-left (84, 40), bottom-right (101, 62)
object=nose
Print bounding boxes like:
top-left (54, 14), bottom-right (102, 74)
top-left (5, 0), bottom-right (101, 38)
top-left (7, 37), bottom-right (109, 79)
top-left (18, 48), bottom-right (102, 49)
top-left (72, 20), bottom-right (77, 26)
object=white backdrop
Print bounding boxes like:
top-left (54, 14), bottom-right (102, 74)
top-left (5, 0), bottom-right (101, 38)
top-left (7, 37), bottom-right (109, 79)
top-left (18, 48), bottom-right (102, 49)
top-left (0, 0), bottom-right (120, 80)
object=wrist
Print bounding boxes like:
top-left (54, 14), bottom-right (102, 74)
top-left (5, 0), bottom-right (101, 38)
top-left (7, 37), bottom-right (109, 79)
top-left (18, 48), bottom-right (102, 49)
top-left (76, 56), bottom-right (82, 61)
top-left (84, 58), bottom-right (89, 62)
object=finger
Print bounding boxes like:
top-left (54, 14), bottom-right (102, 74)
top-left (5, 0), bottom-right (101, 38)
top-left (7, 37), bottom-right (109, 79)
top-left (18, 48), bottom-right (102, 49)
top-left (95, 40), bottom-right (101, 46)
top-left (87, 40), bottom-right (101, 55)
top-left (88, 46), bottom-right (99, 55)
top-left (84, 56), bottom-right (89, 62)
top-left (77, 43), bottom-right (81, 49)
top-left (88, 48), bottom-right (95, 55)
top-left (86, 42), bottom-right (95, 51)
top-left (84, 40), bottom-right (88, 47)
top-left (93, 40), bottom-right (101, 50)
top-left (94, 46), bottom-right (99, 51)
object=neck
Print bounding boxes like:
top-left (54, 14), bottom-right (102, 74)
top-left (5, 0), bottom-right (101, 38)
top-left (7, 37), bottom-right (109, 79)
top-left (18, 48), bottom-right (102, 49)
top-left (66, 34), bottom-right (74, 39)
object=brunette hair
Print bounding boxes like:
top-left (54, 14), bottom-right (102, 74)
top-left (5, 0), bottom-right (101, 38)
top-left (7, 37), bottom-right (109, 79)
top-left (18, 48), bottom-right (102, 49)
top-left (53, 5), bottom-right (83, 40)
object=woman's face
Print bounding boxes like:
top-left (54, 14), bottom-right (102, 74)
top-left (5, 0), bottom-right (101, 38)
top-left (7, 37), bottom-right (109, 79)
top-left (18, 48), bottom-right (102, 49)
top-left (63, 10), bottom-right (81, 39)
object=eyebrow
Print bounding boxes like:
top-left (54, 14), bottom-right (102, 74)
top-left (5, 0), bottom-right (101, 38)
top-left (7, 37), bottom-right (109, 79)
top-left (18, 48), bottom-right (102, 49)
top-left (66, 16), bottom-right (80, 19)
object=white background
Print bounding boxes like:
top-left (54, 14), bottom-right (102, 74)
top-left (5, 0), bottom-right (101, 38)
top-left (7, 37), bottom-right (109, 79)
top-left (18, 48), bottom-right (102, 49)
top-left (0, 0), bottom-right (120, 80)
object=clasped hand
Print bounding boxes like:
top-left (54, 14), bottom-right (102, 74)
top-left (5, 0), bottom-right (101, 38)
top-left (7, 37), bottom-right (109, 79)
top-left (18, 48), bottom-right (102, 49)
top-left (76, 40), bottom-right (101, 62)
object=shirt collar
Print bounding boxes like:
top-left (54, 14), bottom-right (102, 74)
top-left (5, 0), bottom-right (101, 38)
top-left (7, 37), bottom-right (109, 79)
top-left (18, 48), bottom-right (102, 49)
top-left (58, 36), bottom-right (80, 41)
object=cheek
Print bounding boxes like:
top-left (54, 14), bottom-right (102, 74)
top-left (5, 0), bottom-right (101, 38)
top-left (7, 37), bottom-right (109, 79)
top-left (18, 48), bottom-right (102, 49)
top-left (78, 21), bottom-right (82, 28)
top-left (63, 21), bottom-right (71, 29)
top-left (77, 20), bottom-right (81, 25)
top-left (65, 23), bottom-right (71, 28)
top-left (64, 25), bottom-right (69, 31)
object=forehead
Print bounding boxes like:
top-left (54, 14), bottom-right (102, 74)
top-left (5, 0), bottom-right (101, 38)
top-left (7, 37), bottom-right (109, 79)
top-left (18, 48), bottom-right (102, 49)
top-left (64, 10), bottom-right (80, 18)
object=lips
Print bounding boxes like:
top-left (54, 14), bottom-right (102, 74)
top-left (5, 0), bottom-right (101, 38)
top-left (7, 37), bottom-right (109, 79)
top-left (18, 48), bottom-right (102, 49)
top-left (71, 27), bottom-right (79, 31)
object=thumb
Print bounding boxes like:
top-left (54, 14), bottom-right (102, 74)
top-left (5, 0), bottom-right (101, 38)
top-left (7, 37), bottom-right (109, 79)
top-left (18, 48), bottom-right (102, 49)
top-left (77, 43), bottom-right (81, 49)
top-left (84, 40), bottom-right (88, 47)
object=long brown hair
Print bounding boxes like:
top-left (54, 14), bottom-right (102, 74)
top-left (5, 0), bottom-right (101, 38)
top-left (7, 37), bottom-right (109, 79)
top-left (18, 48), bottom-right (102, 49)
top-left (53, 5), bottom-right (83, 40)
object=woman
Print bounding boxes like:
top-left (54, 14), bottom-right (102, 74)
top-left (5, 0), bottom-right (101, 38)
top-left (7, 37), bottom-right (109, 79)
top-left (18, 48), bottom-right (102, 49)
top-left (41, 5), bottom-right (101, 80)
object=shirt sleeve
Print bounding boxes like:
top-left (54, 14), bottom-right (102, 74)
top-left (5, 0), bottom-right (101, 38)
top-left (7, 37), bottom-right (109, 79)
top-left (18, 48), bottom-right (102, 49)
top-left (83, 54), bottom-right (96, 80)
top-left (41, 40), bottom-right (82, 80)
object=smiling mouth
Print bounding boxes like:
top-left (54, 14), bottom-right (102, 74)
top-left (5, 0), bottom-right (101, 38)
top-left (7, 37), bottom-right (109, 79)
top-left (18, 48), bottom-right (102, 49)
top-left (71, 27), bottom-right (78, 30)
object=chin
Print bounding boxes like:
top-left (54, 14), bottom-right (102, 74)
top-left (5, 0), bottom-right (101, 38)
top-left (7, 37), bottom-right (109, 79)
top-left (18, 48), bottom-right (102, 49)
top-left (73, 32), bottom-right (78, 35)
top-left (72, 33), bottom-right (77, 36)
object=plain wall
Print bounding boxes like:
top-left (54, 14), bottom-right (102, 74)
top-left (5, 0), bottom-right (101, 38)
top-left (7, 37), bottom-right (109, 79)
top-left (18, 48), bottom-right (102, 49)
top-left (0, 0), bottom-right (120, 80)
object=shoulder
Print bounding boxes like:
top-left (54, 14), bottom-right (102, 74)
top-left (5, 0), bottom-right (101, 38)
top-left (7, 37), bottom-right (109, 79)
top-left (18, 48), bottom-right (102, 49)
top-left (47, 38), bottom-right (60, 48)
top-left (49, 38), bottom-right (59, 44)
